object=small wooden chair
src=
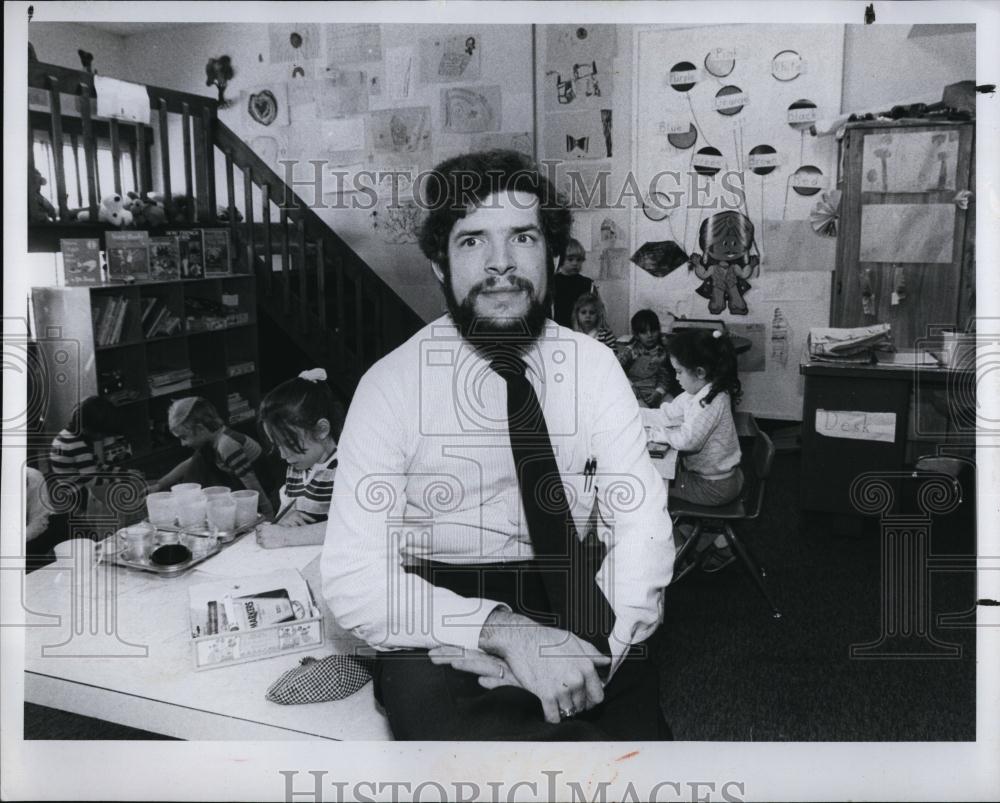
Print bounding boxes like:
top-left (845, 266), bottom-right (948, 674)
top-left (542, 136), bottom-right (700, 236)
top-left (671, 412), bottom-right (782, 618)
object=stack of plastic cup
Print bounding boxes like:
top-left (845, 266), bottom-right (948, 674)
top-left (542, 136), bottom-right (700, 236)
top-left (170, 482), bottom-right (202, 495)
top-left (146, 492), bottom-right (178, 527)
top-left (230, 490), bottom-right (259, 528)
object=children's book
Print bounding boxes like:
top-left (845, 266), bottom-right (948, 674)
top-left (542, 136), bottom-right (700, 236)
top-left (105, 230), bottom-right (150, 282)
top-left (148, 235), bottom-right (181, 280)
top-left (202, 229), bottom-right (232, 276)
top-left (166, 229), bottom-right (205, 279)
top-left (60, 238), bottom-right (102, 285)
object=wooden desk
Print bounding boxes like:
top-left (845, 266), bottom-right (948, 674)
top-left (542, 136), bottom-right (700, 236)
top-left (798, 355), bottom-right (971, 516)
top-left (23, 547), bottom-right (392, 741)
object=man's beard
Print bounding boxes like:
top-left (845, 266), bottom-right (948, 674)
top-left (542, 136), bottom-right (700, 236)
top-left (442, 274), bottom-right (549, 347)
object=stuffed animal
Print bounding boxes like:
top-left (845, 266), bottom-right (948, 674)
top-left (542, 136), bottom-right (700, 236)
top-left (688, 211), bottom-right (759, 316)
top-left (29, 167), bottom-right (58, 223)
top-left (77, 193), bottom-right (134, 227)
top-left (126, 191), bottom-right (167, 227)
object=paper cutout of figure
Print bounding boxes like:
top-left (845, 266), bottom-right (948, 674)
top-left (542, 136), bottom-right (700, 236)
top-left (689, 211), bottom-right (758, 315)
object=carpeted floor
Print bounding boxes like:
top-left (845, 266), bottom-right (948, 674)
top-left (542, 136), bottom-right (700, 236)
top-left (655, 443), bottom-right (977, 741)
top-left (24, 442), bottom-right (977, 742)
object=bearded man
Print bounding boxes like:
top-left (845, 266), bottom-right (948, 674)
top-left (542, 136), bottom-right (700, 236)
top-left (321, 150), bottom-right (674, 740)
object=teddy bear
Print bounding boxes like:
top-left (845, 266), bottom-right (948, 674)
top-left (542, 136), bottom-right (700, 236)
top-left (126, 191), bottom-right (167, 227)
top-left (29, 167), bottom-right (58, 223)
top-left (76, 193), bottom-right (134, 227)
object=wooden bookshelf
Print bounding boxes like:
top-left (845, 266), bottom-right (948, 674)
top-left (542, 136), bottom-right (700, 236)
top-left (31, 275), bottom-right (260, 476)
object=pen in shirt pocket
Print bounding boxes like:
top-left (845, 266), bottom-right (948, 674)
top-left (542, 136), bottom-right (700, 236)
top-left (583, 457), bottom-right (597, 492)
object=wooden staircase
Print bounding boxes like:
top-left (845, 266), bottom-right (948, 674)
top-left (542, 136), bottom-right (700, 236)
top-left (28, 59), bottom-right (424, 400)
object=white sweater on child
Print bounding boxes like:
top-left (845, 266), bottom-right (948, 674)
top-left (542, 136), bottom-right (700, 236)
top-left (652, 384), bottom-right (740, 480)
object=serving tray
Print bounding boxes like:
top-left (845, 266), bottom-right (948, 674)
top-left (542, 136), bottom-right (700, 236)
top-left (110, 515), bottom-right (264, 576)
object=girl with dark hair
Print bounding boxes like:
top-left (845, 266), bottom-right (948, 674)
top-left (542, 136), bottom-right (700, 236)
top-left (650, 328), bottom-right (744, 570)
top-left (255, 368), bottom-right (346, 549)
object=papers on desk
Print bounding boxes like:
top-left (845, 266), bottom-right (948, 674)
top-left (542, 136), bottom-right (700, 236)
top-left (196, 533), bottom-right (321, 577)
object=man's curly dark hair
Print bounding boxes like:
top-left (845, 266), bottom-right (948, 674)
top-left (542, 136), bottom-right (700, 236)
top-left (417, 149), bottom-right (573, 280)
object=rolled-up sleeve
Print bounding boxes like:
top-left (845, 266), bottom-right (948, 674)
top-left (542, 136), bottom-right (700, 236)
top-left (321, 367), bottom-right (505, 653)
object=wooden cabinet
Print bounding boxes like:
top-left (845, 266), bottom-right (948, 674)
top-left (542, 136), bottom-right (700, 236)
top-left (32, 275), bottom-right (260, 476)
top-left (831, 120), bottom-right (975, 348)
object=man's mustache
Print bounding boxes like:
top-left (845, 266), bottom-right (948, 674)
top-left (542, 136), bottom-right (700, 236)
top-left (469, 275), bottom-right (537, 298)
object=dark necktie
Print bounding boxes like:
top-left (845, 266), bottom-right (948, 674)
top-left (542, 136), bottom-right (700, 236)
top-left (490, 352), bottom-right (615, 654)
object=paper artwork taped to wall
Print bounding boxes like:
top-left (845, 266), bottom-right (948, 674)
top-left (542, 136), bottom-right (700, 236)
top-left (419, 34), bottom-right (481, 83)
top-left (371, 198), bottom-right (422, 245)
top-left (242, 85), bottom-right (289, 128)
top-left (859, 203), bottom-right (955, 263)
top-left (472, 132), bottom-right (533, 157)
top-left (598, 247), bottom-right (630, 280)
top-left (689, 211), bottom-right (759, 315)
top-left (370, 107), bottom-right (431, 153)
top-left (441, 86), bottom-right (502, 134)
top-left (269, 24), bottom-right (321, 63)
top-left (385, 47), bottom-right (414, 100)
top-left (325, 23), bottom-right (382, 65)
top-left (861, 130), bottom-right (960, 194)
top-left (770, 307), bottom-right (790, 368)
top-left (318, 70), bottom-right (370, 118)
top-left (542, 110), bottom-right (612, 161)
top-left (544, 24), bottom-right (616, 111)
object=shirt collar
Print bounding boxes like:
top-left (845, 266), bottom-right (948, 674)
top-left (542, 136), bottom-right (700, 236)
top-left (692, 382), bottom-right (713, 403)
top-left (435, 314), bottom-right (558, 383)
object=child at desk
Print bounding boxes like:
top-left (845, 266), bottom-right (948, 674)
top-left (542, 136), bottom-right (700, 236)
top-left (618, 309), bottom-right (677, 408)
top-left (152, 396), bottom-right (276, 515)
top-left (255, 368), bottom-right (346, 549)
top-left (653, 328), bottom-right (743, 571)
top-left (48, 395), bottom-right (126, 517)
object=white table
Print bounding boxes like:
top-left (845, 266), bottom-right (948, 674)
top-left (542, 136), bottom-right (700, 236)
top-left (22, 544), bottom-right (392, 741)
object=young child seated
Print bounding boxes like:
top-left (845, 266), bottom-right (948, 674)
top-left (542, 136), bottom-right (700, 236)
top-left (652, 328), bottom-right (744, 571)
top-left (48, 395), bottom-right (124, 517)
top-left (152, 396), bottom-right (276, 516)
top-left (551, 237), bottom-right (595, 328)
top-left (571, 291), bottom-right (617, 349)
top-left (618, 309), bottom-right (677, 408)
top-left (255, 368), bottom-right (346, 549)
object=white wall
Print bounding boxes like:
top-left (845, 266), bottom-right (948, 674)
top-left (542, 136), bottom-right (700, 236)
top-left (842, 25), bottom-right (976, 112)
top-left (118, 23), bottom-right (534, 323)
top-left (28, 22), bottom-right (130, 76)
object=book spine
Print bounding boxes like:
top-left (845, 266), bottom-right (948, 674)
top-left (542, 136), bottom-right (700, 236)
top-left (111, 298), bottom-right (128, 344)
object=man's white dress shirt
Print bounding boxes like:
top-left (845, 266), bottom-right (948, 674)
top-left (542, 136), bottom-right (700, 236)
top-left (322, 316), bottom-right (674, 672)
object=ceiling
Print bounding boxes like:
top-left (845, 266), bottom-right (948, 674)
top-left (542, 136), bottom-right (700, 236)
top-left (74, 22), bottom-right (191, 36)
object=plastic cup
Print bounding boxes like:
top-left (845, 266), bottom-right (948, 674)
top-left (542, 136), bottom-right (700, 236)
top-left (202, 486), bottom-right (231, 499)
top-left (176, 491), bottom-right (208, 530)
top-left (120, 522), bottom-right (155, 561)
top-left (146, 492), bottom-right (177, 527)
top-left (230, 490), bottom-right (259, 528)
top-left (207, 496), bottom-right (237, 532)
top-left (171, 482), bottom-right (202, 495)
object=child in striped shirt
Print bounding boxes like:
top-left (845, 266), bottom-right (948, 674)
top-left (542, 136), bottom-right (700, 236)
top-left (652, 328), bottom-right (744, 571)
top-left (152, 396), bottom-right (276, 515)
top-left (255, 368), bottom-right (346, 549)
top-left (48, 395), bottom-right (124, 516)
